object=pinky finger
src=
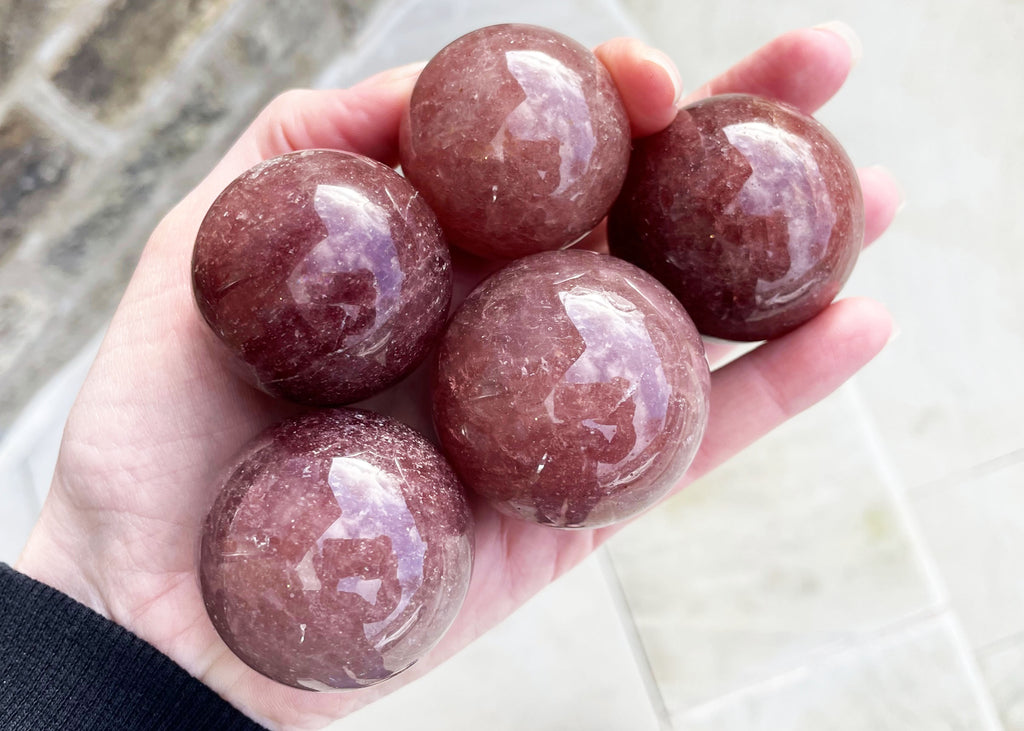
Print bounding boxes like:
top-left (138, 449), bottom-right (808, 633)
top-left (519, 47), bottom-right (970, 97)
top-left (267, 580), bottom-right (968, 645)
top-left (860, 166), bottom-right (904, 248)
top-left (684, 297), bottom-right (893, 484)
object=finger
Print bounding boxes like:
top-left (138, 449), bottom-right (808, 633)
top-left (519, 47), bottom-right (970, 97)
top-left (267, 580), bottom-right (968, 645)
top-left (686, 297), bottom-right (892, 480)
top-left (860, 165), bottom-right (904, 247)
top-left (192, 62), bottom-right (424, 209)
top-left (595, 38), bottom-right (683, 138)
top-left (684, 23), bottom-right (860, 114)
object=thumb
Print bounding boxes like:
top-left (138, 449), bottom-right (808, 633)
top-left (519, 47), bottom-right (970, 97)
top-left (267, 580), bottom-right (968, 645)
top-left (191, 62), bottom-right (425, 214)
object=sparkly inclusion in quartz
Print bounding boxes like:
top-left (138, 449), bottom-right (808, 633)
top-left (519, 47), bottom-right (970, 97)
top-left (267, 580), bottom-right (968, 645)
top-left (433, 249), bottom-right (711, 528)
top-left (200, 409), bottom-right (474, 691)
top-left (609, 94), bottom-right (864, 341)
top-left (192, 149), bottom-right (451, 405)
top-left (400, 23), bottom-right (631, 260)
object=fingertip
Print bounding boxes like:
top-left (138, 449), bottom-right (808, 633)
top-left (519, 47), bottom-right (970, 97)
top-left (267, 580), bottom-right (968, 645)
top-left (686, 25), bottom-right (855, 114)
top-left (694, 295), bottom-right (893, 479)
top-left (354, 60), bottom-right (426, 91)
top-left (858, 165), bottom-right (905, 247)
top-left (838, 295), bottom-right (893, 329)
top-left (596, 38), bottom-right (682, 138)
top-left (813, 21), bottom-right (863, 68)
top-left (770, 27), bottom-right (854, 112)
top-left (641, 46), bottom-right (684, 106)
top-left (826, 296), bottom-right (895, 359)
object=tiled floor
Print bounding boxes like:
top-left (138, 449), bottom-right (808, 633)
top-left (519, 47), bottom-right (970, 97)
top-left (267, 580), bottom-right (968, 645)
top-left (2, 0), bottom-right (1023, 728)
top-left (606, 387), bottom-right (942, 719)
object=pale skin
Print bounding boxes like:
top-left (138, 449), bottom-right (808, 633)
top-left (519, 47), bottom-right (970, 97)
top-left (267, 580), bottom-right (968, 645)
top-left (17, 27), bottom-right (902, 731)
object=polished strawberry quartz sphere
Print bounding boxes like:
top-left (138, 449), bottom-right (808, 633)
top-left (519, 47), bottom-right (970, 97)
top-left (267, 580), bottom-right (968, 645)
top-left (609, 94), bottom-right (864, 341)
top-left (433, 249), bottom-right (710, 528)
top-left (192, 149), bottom-right (451, 405)
top-left (200, 409), bottom-right (474, 690)
top-left (400, 23), bottom-right (631, 260)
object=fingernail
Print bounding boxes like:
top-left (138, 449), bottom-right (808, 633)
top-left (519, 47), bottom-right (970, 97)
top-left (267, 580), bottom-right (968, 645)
top-left (386, 60), bottom-right (427, 82)
top-left (886, 322), bottom-right (902, 346)
top-left (643, 46), bottom-right (683, 106)
top-left (814, 20), bottom-right (863, 67)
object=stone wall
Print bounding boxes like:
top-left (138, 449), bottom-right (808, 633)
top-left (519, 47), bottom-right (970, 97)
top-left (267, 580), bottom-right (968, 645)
top-left (0, 0), bottom-right (381, 436)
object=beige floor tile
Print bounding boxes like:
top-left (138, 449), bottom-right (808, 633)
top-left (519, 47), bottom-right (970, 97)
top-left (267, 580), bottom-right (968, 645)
top-left (840, 0), bottom-right (1024, 487)
top-left (332, 551), bottom-right (661, 731)
top-left (979, 635), bottom-right (1024, 731)
top-left (606, 388), bottom-right (937, 717)
top-left (676, 613), bottom-right (999, 731)
top-left (912, 458), bottom-right (1024, 648)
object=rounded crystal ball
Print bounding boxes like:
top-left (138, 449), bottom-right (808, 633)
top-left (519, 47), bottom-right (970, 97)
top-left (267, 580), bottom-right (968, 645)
top-left (400, 23), bottom-right (631, 260)
top-left (433, 249), bottom-right (710, 528)
top-left (199, 409), bottom-right (474, 690)
top-left (192, 149), bottom-right (451, 405)
top-left (608, 94), bottom-right (864, 341)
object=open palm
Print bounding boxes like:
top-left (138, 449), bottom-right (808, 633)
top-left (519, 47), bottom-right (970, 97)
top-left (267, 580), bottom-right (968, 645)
top-left (17, 28), bottom-right (901, 731)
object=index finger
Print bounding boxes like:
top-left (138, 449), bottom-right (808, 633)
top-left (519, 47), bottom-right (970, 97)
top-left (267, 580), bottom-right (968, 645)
top-left (190, 62), bottom-right (425, 213)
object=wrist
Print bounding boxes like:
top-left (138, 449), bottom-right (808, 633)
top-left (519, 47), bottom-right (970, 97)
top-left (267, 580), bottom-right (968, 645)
top-left (15, 489), bottom-right (112, 620)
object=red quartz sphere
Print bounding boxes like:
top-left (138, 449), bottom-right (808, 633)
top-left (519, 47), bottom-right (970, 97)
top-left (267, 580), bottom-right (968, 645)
top-left (433, 249), bottom-right (711, 528)
top-left (608, 94), bottom-right (864, 341)
top-left (399, 23), bottom-right (631, 260)
top-left (192, 149), bottom-right (451, 405)
top-left (199, 409), bottom-right (474, 690)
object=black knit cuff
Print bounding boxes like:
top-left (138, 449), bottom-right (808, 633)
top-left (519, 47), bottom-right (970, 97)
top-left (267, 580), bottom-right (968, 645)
top-left (0, 563), bottom-right (266, 730)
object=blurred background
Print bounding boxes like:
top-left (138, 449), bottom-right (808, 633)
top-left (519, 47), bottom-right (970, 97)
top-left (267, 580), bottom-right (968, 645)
top-left (1, 0), bottom-right (1022, 728)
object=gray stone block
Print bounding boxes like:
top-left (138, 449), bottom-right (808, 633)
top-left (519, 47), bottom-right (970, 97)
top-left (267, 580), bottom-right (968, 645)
top-left (2, 0), bottom-right (382, 434)
top-left (42, 0), bottom-right (379, 276)
top-left (0, 108), bottom-right (78, 263)
top-left (50, 0), bottom-right (235, 123)
top-left (0, 0), bottom-right (73, 84)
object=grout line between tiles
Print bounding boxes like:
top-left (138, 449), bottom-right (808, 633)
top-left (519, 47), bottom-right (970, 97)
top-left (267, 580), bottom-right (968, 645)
top-left (662, 602), bottom-right (959, 725)
top-left (977, 627), bottom-right (1024, 658)
top-left (841, 383), bottom-right (949, 604)
top-left (907, 447), bottom-right (1024, 496)
top-left (597, 546), bottom-right (673, 731)
top-left (18, 79), bottom-right (121, 159)
top-left (844, 381), bottom-right (1006, 731)
top-left (674, 606), bottom-right (979, 727)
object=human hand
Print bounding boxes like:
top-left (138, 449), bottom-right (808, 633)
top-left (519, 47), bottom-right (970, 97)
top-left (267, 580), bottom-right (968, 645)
top-left (16, 26), bottom-right (901, 730)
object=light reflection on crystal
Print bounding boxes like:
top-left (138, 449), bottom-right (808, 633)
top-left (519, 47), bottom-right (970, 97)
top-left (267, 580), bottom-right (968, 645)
top-left (559, 287), bottom-right (670, 482)
top-left (322, 456), bottom-right (426, 643)
top-left (497, 50), bottom-right (595, 194)
top-left (722, 121), bottom-right (836, 310)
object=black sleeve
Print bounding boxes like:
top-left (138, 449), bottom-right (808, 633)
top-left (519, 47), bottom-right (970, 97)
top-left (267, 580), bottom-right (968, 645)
top-left (0, 563), bottom-right (267, 730)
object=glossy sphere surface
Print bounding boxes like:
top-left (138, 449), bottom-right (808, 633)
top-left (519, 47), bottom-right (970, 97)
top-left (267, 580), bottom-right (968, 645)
top-left (192, 149), bottom-right (451, 405)
top-left (609, 94), bottom-right (864, 341)
top-left (200, 409), bottom-right (474, 690)
top-left (400, 23), bottom-right (631, 260)
top-left (433, 250), bottom-right (710, 528)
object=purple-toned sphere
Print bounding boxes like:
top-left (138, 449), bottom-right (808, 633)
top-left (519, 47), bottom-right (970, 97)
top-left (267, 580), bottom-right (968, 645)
top-left (609, 94), bottom-right (864, 341)
top-left (433, 249), bottom-right (710, 528)
top-left (192, 149), bottom-right (451, 405)
top-left (199, 409), bottom-right (474, 690)
top-left (399, 23), bottom-right (631, 260)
